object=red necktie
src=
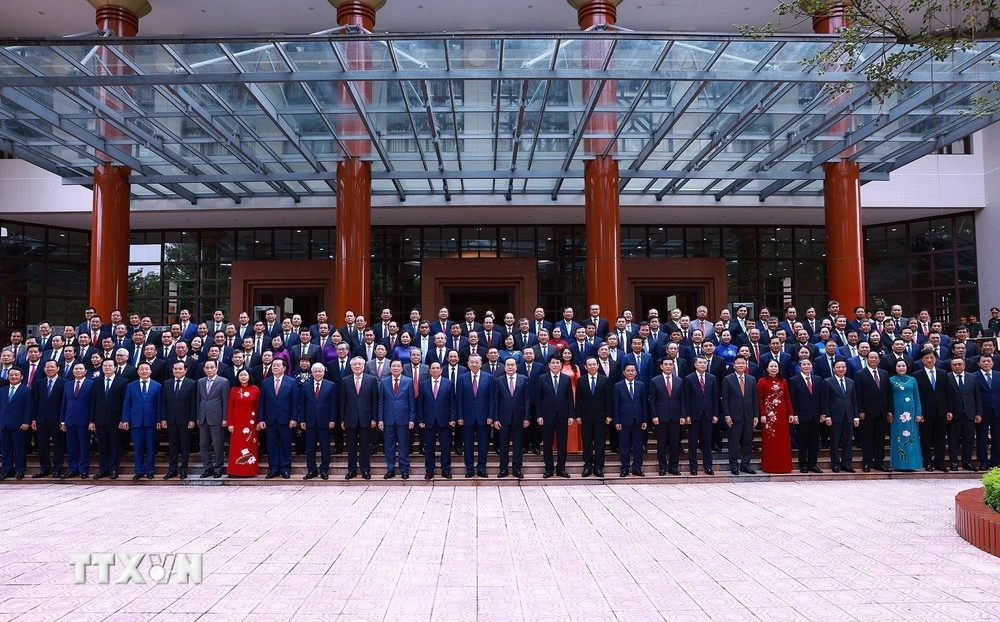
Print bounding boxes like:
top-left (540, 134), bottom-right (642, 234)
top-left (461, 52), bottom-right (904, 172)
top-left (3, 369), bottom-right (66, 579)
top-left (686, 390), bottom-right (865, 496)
top-left (27, 364), bottom-right (36, 388)
top-left (74, 380), bottom-right (81, 397)
top-left (393, 378), bottom-right (399, 395)
top-left (472, 374), bottom-right (479, 396)
top-left (806, 375), bottom-right (812, 394)
top-left (667, 375), bottom-right (672, 397)
top-left (315, 382), bottom-right (320, 398)
top-left (739, 375), bottom-right (745, 395)
top-left (699, 375), bottom-right (706, 393)
top-left (873, 370), bottom-right (880, 388)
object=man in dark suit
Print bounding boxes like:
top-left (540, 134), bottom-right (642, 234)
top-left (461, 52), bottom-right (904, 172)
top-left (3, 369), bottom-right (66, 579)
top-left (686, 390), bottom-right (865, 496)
top-left (122, 362), bottom-right (162, 480)
top-left (721, 356), bottom-right (759, 475)
top-left (457, 355), bottom-right (494, 478)
top-left (290, 329), bottom-right (321, 370)
top-left (161, 361), bottom-right (197, 479)
top-left (613, 362), bottom-right (647, 477)
top-left (623, 337), bottom-right (653, 386)
top-left (196, 360), bottom-right (230, 478)
top-left (584, 304), bottom-right (611, 339)
top-left (879, 338), bottom-right (915, 375)
top-left (31, 360), bottom-right (66, 478)
top-left (459, 308), bottom-right (484, 337)
top-left (430, 307), bottom-right (454, 337)
top-left (90, 359), bottom-right (128, 479)
top-left (299, 363), bottom-right (337, 480)
top-left (535, 354), bottom-right (575, 478)
top-left (648, 358), bottom-right (684, 476)
top-left (681, 356), bottom-right (718, 475)
top-left (531, 307), bottom-right (553, 336)
top-left (760, 337), bottom-right (794, 380)
top-left (513, 319), bottom-right (538, 351)
top-left (568, 326), bottom-right (597, 368)
top-left (576, 357), bottom-right (611, 478)
top-left (0, 368), bottom-right (32, 479)
top-left (339, 357), bottom-right (379, 480)
top-left (947, 357), bottom-right (982, 471)
top-left (417, 362), bottom-right (456, 479)
top-left (820, 361), bottom-right (859, 472)
top-left (913, 350), bottom-right (950, 471)
top-left (378, 361), bottom-right (416, 479)
top-left (812, 340), bottom-right (847, 380)
top-left (459, 332), bottom-right (487, 368)
top-left (492, 358), bottom-right (530, 479)
top-left (977, 354), bottom-right (1000, 469)
top-left (60, 362), bottom-right (93, 479)
top-left (788, 359), bottom-right (823, 473)
top-left (258, 359), bottom-right (298, 479)
top-left (855, 350), bottom-right (892, 472)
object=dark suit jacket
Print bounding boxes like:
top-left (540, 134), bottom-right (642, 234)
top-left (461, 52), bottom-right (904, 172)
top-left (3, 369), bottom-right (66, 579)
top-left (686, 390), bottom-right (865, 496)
top-left (947, 372), bottom-right (982, 420)
top-left (492, 373), bottom-right (531, 427)
top-left (290, 343), bottom-right (322, 368)
top-left (456, 372), bottom-right (495, 425)
top-left (430, 320), bottom-right (455, 337)
top-left (787, 374), bottom-right (822, 423)
top-left (530, 319), bottom-right (553, 335)
top-left (338, 374), bottom-right (379, 428)
top-left (161, 377), bottom-right (197, 426)
top-left (123, 380), bottom-right (162, 428)
top-left (913, 366), bottom-right (949, 420)
top-left (648, 374), bottom-right (684, 424)
top-left (0, 383), bottom-right (33, 429)
top-left (613, 379), bottom-right (648, 426)
top-left (534, 372), bottom-right (573, 424)
top-left (568, 341), bottom-right (598, 368)
top-left (378, 375), bottom-right (416, 426)
top-left (977, 370), bottom-right (1000, 418)
top-left (759, 351), bottom-right (794, 379)
top-left (812, 353), bottom-right (848, 380)
top-left (879, 353), bottom-right (915, 375)
top-left (820, 376), bottom-right (857, 423)
top-left (61, 377), bottom-right (94, 427)
top-left (622, 352), bottom-right (653, 385)
top-left (298, 378), bottom-right (337, 427)
top-left (258, 375), bottom-right (299, 426)
top-left (584, 317), bottom-right (611, 339)
top-left (532, 343), bottom-right (559, 363)
top-left (681, 373), bottom-right (719, 421)
top-left (721, 374), bottom-right (759, 422)
top-left (459, 321), bottom-right (484, 337)
top-left (459, 345), bottom-right (487, 367)
top-left (576, 373), bottom-right (612, 424)
top-left (595, 358), bottom-right (621, 384)
top-left (512, 332), bottom-right (538, 351)
top-left (31, 375), bottom-right (66, 426)
top-left (89, 375), bottom-right (128, 426)
top-left (416, 377), bottom-right (456, 427)
top-left (854, 366), bottom-right (891, 418)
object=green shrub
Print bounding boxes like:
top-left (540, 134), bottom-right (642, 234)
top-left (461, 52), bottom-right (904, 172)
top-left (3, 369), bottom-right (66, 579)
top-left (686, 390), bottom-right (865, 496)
top-left (985, 467), bottom-right (1000, 513)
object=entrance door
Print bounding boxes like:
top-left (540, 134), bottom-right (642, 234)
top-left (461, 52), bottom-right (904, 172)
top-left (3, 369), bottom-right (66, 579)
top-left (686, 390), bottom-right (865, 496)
top-left (253, 287), bottom-right (323, 321)
top-left (444, 287), bottom-right (515, 318)
top-left (635, 287), bottom-right (703, 319)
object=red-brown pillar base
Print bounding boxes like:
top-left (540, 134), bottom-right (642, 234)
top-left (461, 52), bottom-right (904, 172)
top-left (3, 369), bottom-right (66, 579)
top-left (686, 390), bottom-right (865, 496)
top-left (335, 157), bottom-right (372, 323)
top-left (824, 160), bottom-right (866, 310)
top-left (89, 163), bottom-right (131, 318)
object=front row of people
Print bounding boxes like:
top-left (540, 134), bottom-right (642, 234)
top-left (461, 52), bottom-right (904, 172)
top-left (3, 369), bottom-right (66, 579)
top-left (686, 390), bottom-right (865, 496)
top-left (0, 348), bottom-right (988, 480)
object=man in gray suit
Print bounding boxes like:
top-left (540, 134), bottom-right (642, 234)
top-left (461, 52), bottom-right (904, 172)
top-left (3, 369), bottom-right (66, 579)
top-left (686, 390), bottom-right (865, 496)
top-left (197, 359), bottom-right (230, 478)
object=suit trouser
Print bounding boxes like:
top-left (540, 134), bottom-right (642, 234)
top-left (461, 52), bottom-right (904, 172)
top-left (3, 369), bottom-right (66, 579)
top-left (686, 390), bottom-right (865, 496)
top-left (497, 422), bottom-right (524, 472)
top-left (305, 425), bottom-right (331, 473)
top-left (919, 415), bottom-right (947, 466)
top-left (424, 422), bottom-right (452, 474)
top-left (860, 412), bottom-right (888, 467)
top-left (265, 424), bottom-right (292, 474)
top-left (688, 416), bottom-right (714, 469)
top-left (332, 425), bottom-right (344, 451)
top-left (463, 421), bottom-right (489, 472)
top-left (796, 420), bottom-right (821, 468)
top-left (528, 418), bottom-right (543, 450)
top-left (384, 424), bottom-right (410, 473)
top-left (727, 417), bottom-right (754, 469)
top-left (95, 424), bottom-right (121, 473)
top-left (166, 423), bottom-right (191, 471)
top-left (582, 419), bottom-right (608, 470)
top-left (830, 420), bottom-right (854, 468)
top-left (66, 424), bottom-right (90, 474)
top-left (199, 423), bottom-right (225, 471)
top-left (976, 416), bottom-right (992, 465)
top-left (655, 419), bottom-right (680, 470)
top-left (35, 421), bottom-right (65, 472)
top-left (452, 422), bottom-right (463, 454)
top-left (949, 415), bottom-right (975, 464)
top-left (542, 418), bottom-right (568, 472)
top-left (131, 426), bottom-right (156, 475)
top-left (0, 428), bottom-right (26, 474)
top-left (618, 423), bottom-right (643, 470)
top-left (345, 425), bottom-right (372, 474)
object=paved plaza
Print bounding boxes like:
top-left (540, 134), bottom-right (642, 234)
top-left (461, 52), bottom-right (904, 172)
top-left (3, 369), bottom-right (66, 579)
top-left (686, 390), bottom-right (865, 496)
top-left (0, 479), bottom-right (997, 621)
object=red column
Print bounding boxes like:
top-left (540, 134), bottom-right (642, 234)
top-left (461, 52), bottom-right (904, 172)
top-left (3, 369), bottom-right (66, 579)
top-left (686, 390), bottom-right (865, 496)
top-left (87, 1), bottom-right (150, 318)
top-left (823, 160), bottom-right (865, 310)
top-left (329, 0), bottom-right (383, 323)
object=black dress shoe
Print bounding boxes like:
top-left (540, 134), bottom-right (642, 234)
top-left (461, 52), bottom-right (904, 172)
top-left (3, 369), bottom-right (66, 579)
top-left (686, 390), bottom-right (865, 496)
top-left (556, 470), bottom-right (570, 478)
top-left (164, 470), bottom-right (178, 480)
top-left (809, 466), bottom-right (823, 474)
top-left (497, 470), bottom-right (509, 478)
top-left (345, 471), bottom-right (358, 480)
top-left (594, 468), bottom-right (604, 478)
top-left (832, 466), bottom-right (841, 473)
top-left (924, 464), bottom-right (933, 472)
top-left (265, 472), bottom-right (279, 479)
top-left (862, 465), bottom-right (871, 473)
top-left (331, 448), bottom-right (343, 455)
top-left (320, 473), bottom-right (329, 480)
top-left (582, 468), bottom-right (592, 478)
top-left (425, 473), bottom-right (434, 480)
top-left (282, 472), bottom-right (290, 479)
top-left (384, 471), bottom-right (395, 479)
top-left (51, 471), bottom-right (63, 479)
top-left (631, 469), bottom-right (644, 477)
top-left (401, 472), bottom-right (409, 480)
top-left (963, 462), bottom-right (978, 471)
top-left (442, 471), bottom-right (452, 479)
top-left (91, 471), bottom-right (106, 480)
top-left (362, 472), bottom-right (371, 480)
top-left (477, 470), bottom-right (488, 478)
top-left (731, 468), bottom-right (740, 475)
top-left (873, 464), bottom-right (891, 472)
top-left (705, 468), bottom-right (714, 475)
top-left (668, 468), bottom-right (681, 476)
top-left (842, 466), bottom-right (855, 473)
top-left (31, 470), bottom-right (50, 479)
top-left (303, 472), bottom-right (317, 480)
top-left (513, 470), bottom-right (523, 479)
top-left (109, 471), bottom-right (118, 480)
top-left (740, 466), bottom-right (756, 475)
top-left (132, 474), bottom-right (143, 481)
top-left (214, 470), bottom-right (223, 478)
top-left (800, 467), bottom-right (809, 473)
top-left (659, 468), bottom-right (667, 476)
top-left (179, 470), bottom-right (187, 479)
top-left (543, 471), bottom-right (554, 478)
top-left (951, 462), bottom-right (960, 471)
top-left (80, 473), bottom-right (89, 479)
top-left (14, 472), bottom-right (23, 480)
top-left (62, 471), bottom-right (80, 480)
top-left (980, 463), bottom-right (990, 472)
top-left (619, 469), bottom-right (628, 477)
top-left (465, 471), bottom-right (474, 478)
top-left (690, 468), bottom-right (698, 476)
top-left (200, 469), bottom-right (214, 479)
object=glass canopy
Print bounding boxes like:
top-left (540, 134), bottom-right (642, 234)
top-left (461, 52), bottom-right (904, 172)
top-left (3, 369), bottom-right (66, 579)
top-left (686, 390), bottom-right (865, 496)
top-left (0, 31), bottom-right (997, 203)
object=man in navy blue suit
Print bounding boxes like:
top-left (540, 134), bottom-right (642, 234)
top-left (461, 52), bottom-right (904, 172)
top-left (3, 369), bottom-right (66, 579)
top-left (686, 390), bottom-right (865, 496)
top-left (492, 358), bottom-right (530, 479)
top-left (60, 362), bottom-right (93, 479)
top-left (820, 360), bottom-right (859, 473)
top-left (613, 362), bottom-right (647, 477)
top-left (0, 368), bottom-right (32, 479)
top-left (976, 354), bottom-right (1000, 469)
top-left (417, 362), bottom-right (456, 479)
top-left (378, 360), bottom-right (416, 479)
top-left (576, 357), bottom-right (612, 478)
top-left (122, 362), bottom-right (162, 480)
top-left (258, 358), bottom-right (298, 479)
top-left (649, 358), bottom-right (684, 476)
top-left (457, 354), bottom-right (494, 478)
top-left (788, 359), bottom-right (823, 473)
top-left (681, 356), bottom-right (718, 475)
top-left (721, 356), bottom-right (760, 475)
top-left (339, 357), bottom-right (379, 480)
top-left (535, 355), bottom-right (575, 478)
top-left (584, 303), bottom-right (611, 339)
top-left (31, 360), bottom-right (66, 478)
top-left (623, 336), bottom-right (653, 386)
top-left (90, 359), bottom-right (128, 480)
top-left (299, 363), bottom-right (337, 480)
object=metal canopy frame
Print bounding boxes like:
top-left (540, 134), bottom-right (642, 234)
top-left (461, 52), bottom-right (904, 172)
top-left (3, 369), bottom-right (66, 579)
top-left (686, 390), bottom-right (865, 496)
top-left (0, 30), bottom-right (996, 204)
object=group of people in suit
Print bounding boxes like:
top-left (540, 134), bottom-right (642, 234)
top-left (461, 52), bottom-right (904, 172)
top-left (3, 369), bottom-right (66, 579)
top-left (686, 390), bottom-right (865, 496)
top-left (1, 299), bottom-right (997, 480)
